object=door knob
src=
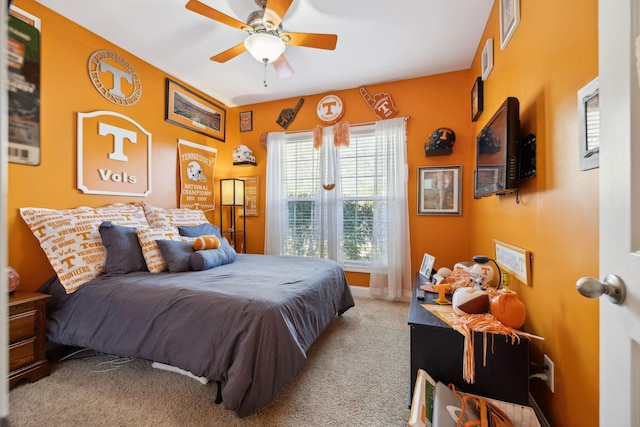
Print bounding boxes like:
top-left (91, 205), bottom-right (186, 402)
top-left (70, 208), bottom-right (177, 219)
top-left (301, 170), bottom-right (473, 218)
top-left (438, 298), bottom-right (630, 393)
top-left (575, 274), bottom-right (626, 304)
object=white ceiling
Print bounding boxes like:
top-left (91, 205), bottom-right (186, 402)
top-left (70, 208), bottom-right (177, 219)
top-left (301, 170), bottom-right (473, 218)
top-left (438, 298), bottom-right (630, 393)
top-left (34, 0), bottom-right (494, 107)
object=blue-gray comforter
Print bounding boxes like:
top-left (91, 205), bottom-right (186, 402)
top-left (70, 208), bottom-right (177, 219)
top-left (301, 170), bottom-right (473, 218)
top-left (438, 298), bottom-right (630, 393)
top-left (39, 254), bottom-right (355, 417)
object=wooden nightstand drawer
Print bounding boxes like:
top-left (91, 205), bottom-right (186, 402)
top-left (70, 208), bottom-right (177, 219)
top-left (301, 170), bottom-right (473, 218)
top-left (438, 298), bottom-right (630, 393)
top-left (9, 310), bottom-right (37, 343)
top-left (8, 291), bottom-right (51, 388)
top-left (9, 338), bottom-right (36, 371)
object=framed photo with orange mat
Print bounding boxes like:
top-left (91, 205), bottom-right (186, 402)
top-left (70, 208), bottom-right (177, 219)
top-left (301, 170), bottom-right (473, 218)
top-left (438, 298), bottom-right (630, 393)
top-left (165, 78), bottom-right (226, 141)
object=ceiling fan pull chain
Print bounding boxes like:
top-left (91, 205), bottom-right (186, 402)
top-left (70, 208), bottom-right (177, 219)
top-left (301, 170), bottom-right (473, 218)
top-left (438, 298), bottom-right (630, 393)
top-left (263, 59), bottom-right (269, 87)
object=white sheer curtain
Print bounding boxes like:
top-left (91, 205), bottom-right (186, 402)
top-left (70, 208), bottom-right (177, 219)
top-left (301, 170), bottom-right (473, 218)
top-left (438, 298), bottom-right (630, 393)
top-left (264, 132), bottom-right (288, 255)
top-left (265, 128), bottom-right (339, 258)
top-left (368, 117), bottom-right (411, 300)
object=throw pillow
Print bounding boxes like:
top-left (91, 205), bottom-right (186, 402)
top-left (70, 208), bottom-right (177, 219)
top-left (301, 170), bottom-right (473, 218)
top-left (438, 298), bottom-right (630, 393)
top-left (177, 223), bottom-right (222, 239)
top-left (136, 226), bottom-right (183, 273)
top-left (190, 237), bottom-right (237, 271)
top-left (19, 203), bottom-right (149, 293)
top-left (193, 235), bottom-right (220, 250)
top-left (155, 240), bottom-right (194, 273)
top-left (143, 205), bottom-right (208, 228)
top-left (99, 221), bottom-right (148, 274)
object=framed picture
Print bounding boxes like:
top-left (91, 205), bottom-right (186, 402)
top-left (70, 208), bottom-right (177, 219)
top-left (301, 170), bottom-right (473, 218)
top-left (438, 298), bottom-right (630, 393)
top-left (239, 176), bottom-right (259, 216)
top-left (240, 111), bottom-right (253, 132)
top-left (419, 253), bottom-right (436, 279)
top-left (471, 77), bottom-right (483, 122)
top-left (481, 39), bottom-right (493, 80)
top-left (165, 78), bottom-right (226, 141)
top-left (500, 0), bottom-right (520, 50)
top-left (577, 77), bottom-right (600, 171)
top-left (417, 166), bottom-right (462, 215)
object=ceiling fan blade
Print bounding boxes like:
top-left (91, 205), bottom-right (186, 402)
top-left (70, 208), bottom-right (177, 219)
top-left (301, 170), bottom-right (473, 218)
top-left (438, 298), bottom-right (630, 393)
top-left (263, 0), bottom-right (293, 30)
top-left (186, 0), bottom-right (249, 32)
top-left (281, 32), bottom-right (338, 50)
top-left (210, 43), bottom-right (247, 63)
top-left (272, 54), bottom-right (294, 79)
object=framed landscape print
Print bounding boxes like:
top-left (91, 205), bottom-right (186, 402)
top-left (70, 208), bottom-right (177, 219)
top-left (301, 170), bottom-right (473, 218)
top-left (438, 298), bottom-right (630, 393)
top-left (165, 78), bottom-right (226, 141)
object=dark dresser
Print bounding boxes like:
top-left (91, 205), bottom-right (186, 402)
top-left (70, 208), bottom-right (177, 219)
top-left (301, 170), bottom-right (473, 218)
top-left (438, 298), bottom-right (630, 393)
top-left (408, 272), bottom-right (530, 405)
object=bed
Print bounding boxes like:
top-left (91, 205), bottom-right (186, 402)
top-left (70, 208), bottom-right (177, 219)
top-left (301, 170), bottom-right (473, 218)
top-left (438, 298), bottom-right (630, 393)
top-left (20, 203), bottom-right (354, 418)
top-left (39, 254), bottom-right (354, 417)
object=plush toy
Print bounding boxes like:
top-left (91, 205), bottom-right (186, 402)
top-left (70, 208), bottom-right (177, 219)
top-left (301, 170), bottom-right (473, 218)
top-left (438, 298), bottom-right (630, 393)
top-left (192, 234), bottom-right (220, 251)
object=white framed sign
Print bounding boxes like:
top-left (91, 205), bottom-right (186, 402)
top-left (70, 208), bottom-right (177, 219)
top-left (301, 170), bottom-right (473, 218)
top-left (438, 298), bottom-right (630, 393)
top-left (77, 111), bottom-right (152, 197)
top-left (493, 239), bottom-right (531, 286)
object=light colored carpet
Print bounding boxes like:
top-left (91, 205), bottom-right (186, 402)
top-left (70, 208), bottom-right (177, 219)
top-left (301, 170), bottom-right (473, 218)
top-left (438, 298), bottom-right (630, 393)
top-left (9, 296), bottom-right (411, 427)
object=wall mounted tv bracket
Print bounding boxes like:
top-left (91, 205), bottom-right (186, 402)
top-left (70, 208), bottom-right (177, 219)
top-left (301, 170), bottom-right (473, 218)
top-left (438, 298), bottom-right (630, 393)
top-left (518, 133), bottom-right (536, 180)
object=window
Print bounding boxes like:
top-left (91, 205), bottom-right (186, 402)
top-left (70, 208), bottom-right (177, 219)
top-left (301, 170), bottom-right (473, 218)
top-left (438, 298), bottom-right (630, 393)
top-left (277, 125), bottom-right (388, 270)
top-left (338, 127), bottom-right (381, 265)
top-left (265, 117), bottom-right (410, 299)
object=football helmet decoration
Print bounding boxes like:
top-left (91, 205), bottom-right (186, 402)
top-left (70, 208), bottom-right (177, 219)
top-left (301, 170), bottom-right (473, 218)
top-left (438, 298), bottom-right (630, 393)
top-left (233, 144), bottom-right (256, 164)
top-left (425, 127), bottom-right (456, 156)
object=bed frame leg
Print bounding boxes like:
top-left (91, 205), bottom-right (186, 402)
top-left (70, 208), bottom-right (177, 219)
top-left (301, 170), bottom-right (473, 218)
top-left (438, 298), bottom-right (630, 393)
top-left (215, 381), bottom-right (223, 404)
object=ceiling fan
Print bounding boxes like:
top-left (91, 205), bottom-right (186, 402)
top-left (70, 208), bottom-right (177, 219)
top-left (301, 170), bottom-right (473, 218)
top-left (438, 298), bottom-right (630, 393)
top-left (185, 0), bottom-right (338, 80)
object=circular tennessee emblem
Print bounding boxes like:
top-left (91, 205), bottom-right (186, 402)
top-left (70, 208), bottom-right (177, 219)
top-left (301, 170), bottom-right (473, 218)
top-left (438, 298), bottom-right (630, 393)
top-left (88, 50), bottom-right (142, 106)
top-left (316, 94), bottom-right (345, 124)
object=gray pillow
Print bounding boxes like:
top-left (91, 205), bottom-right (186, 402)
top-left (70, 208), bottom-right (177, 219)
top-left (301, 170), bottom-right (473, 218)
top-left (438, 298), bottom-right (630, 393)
top-left (190, 237), bottom-right (237, 271)
top-left (98, 221), bottom-right (148, 274)
top-left (155, 240), bottom-right (194, 273)
top-left (178, 223), bottom-right (222, 239)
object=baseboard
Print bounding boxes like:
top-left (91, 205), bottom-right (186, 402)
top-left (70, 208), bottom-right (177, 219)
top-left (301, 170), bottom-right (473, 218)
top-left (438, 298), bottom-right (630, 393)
top-left (528, 393), bottom-right (552, 427)
top-left (349, 285), bottom-right (371, 298)
top-left (349, 285), bottom-right (411, 302)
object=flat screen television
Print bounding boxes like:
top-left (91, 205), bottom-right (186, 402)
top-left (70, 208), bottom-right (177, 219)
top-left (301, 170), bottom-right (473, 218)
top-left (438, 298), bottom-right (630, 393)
top-left (474, 97), bottom-right (521, 198)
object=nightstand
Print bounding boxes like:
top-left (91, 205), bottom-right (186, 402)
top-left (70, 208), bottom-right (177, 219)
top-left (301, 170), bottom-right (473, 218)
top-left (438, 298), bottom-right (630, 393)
top-left (9, 291), bottom-right (51, 388)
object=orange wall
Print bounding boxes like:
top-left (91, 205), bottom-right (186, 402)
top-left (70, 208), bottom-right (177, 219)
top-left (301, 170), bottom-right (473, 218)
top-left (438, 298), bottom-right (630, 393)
top-left (467, 1), bottom-right (599, 426)
top-left (10, 1), bottom-right (474, 290)
top-left (8, 0), bottom-right (238, 289)
top-left (8, 1), bottom-right (599, 426)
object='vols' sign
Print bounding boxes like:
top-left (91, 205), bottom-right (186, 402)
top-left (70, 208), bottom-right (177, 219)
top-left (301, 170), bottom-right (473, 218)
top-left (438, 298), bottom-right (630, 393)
top-left (77, 111), bottom-right (152, 197)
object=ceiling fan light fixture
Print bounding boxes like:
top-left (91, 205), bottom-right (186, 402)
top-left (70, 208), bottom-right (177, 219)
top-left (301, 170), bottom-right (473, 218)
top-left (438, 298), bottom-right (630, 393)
top-left (244, 33), bottom-right (285, 63)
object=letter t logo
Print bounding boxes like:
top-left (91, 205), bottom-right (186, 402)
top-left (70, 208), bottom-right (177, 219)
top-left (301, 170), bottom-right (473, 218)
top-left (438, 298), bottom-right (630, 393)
top-left (98, 122), bottom-right (137, 162)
